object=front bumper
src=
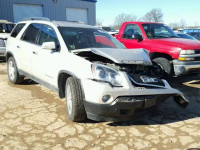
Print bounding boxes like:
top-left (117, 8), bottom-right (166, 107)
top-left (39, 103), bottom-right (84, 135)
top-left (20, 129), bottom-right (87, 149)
top-left (84, 94), bottom-right (188, 122)
top-left (81, 77), bottom-right (189, 121)
top-left (173, 60), bottom-right (200, 76)
top-left (0, 47), bottom-right (6, 58)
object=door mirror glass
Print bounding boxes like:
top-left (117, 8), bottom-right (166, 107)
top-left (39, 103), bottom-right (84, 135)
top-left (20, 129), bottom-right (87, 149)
top-left (41, 42), bottom-right (56, 50)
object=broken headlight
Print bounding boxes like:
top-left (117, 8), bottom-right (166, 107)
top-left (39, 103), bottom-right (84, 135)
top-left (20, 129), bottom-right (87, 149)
top-left (92, 63), bottom-right (122, 87)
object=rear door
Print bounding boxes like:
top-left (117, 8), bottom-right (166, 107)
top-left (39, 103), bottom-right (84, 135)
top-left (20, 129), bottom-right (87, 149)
top-left (119, 24), bottom-right (144, 49)
top-left (19, 23), bottom-right (42, 74)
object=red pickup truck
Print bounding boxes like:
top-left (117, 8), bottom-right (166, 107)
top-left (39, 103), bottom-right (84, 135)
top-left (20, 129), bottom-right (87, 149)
top-left (116, 22), bottom-right (200, 77)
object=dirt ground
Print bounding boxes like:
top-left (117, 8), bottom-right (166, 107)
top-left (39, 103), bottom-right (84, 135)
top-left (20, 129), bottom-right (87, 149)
top-left (0, 61), bottom-right (200, 150)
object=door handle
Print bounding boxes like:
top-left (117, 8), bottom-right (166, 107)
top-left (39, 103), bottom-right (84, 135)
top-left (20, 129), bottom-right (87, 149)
top-left (33, 51), bottom-right (38, 55)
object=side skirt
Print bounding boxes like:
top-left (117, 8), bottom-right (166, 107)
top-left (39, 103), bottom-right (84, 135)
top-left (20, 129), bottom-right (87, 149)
top-left (18, 69), bottom-right (59, 95)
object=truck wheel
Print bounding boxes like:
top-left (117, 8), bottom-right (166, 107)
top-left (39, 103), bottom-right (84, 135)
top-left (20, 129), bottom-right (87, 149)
top-left (65, 77), bottom-right (86, 122)
top-left (153, 57), bottom-right (172, 79)
top-left (7, 57), bottom-right (24, 84)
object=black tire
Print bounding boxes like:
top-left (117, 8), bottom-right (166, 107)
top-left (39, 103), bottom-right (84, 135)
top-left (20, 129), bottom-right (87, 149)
top-left (153, 57), bottom-right (172, 79)
top-left (7, 57), bottom-right (24, 84)
top-left (65, 77), bottom-right (86, 122)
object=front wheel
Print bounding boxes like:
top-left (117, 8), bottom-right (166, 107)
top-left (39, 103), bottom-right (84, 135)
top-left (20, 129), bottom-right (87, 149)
top-left (152, 57), bottom-right (173, 79)
top-left (7, 57), bottom-right (24, 84)
top-left (65, 77), bottom-right (86, 122)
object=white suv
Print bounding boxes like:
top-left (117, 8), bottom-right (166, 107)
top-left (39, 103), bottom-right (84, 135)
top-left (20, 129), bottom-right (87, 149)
top-left (6, 19), bottom-right (189, 122)
top-left (0, 20), bottom-right (15, 60)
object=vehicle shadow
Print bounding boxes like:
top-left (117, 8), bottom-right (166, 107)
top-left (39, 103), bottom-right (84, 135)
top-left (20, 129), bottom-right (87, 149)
top-left (21, 79), bottom-right (38, 85)
top-left (105, 74), bottom-right (200, 126)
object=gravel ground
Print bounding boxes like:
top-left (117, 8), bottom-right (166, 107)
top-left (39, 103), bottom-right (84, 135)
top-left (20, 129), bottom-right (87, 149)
top-left (0, 61), bottom-right (200, 150)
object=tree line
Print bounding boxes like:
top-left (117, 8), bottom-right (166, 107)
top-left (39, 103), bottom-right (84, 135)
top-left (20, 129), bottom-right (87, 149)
top-left (97, 8), bottom-right (197, 30)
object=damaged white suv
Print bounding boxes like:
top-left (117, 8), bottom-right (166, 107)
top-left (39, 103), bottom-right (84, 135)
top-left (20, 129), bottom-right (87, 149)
top-left (6, 19), bottom-right (189, 122)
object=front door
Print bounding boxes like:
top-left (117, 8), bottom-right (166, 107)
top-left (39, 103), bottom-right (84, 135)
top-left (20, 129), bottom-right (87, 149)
top-left (32, 24), bottom-right (60, 86)
top-left (120, 24), bottom-right (144, 49)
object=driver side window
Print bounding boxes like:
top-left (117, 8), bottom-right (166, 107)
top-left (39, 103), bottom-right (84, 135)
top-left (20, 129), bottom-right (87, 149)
top-left (123, 24), bottom-right (142, 39)
top-left (38, 25), bottom-right (59, 48)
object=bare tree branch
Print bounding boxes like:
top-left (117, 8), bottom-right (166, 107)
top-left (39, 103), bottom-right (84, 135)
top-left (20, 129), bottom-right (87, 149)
top-left (113, 13), bottom-right (138, 29)
top-left (142, 8), bottom-right (163, 22)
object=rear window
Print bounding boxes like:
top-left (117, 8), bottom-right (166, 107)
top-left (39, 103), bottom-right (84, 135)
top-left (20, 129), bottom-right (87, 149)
top-left (22, 23), bottom-right (42, 44)
top-left (10, 23), bottom-right (25, 38)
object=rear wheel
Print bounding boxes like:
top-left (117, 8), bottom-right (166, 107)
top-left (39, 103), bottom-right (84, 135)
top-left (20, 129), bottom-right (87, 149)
top-left (153, 57), bottom-right (172, 79)
top-left (7, 57), bottom-right (24, 84)
top-left (65, 77), bottom-right (86, 122)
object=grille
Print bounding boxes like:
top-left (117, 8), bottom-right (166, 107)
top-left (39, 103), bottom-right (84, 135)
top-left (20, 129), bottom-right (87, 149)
top-left (128, 74), bottom-right (165, 88)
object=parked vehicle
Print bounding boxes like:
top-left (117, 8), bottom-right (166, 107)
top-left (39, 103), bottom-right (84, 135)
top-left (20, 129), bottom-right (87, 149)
top-left (183, 28), bottom-right (200, 34)
top-left (116, 22), bottom-right (200, 77)
top-left (188, 32), bottom-right (200, 40)
top-left (0, 20), bottom-right (15, 60)
top-left (101, 26), bottom-right (118, 36)
top-left (175, 32), bottom-right (198, 41)
top-left (6, 19), bottom-right (188, 122)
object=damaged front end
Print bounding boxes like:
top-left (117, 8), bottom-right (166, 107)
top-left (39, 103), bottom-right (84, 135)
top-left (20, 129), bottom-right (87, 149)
top-left (74, 48), bottom-right (189, 121)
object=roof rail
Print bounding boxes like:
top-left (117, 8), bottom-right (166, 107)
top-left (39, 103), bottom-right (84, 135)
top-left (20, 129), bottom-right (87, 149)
top-left (23, 17), bottom-right (50, 21)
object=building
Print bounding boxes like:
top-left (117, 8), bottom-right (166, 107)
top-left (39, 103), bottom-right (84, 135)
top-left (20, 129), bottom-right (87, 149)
top-left (0, 0), bottom-right (97, 25)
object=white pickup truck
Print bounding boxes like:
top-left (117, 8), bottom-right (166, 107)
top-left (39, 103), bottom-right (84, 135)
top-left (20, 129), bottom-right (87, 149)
top-left (0, 20), bottom-right (15, 60)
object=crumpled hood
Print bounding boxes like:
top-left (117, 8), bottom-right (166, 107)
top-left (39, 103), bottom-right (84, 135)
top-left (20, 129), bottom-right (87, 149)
top-left (74, 48), bottom-right (152, 65)
top-left (0, 33), bottom-right (10, 39)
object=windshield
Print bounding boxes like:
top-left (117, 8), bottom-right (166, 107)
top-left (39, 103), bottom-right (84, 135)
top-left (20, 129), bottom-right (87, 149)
top-left (142, 24), bottom-right (178, 39)
top-left (58, 27), bottom-right (125, 51)
top-left (0, 23), bottom-right (15, 33)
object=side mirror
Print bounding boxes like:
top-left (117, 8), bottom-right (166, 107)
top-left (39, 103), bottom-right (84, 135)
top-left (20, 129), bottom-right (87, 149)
top-left (132, 34), bottom-right (143, 41)
top-left (41, 42), bottom-right (56, 50)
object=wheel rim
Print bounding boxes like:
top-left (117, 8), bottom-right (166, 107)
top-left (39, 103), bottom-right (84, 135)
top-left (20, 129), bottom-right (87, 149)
top-left (66, 84), bottom-right (73, 115)
top-left (8, 60), bottom-right (15, 81)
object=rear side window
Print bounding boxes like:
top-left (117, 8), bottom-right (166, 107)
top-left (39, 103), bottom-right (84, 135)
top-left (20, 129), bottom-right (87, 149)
top-left (10, 23), bottom-right (25, 38)
top-left (22, 23), bottom-right (42, 44)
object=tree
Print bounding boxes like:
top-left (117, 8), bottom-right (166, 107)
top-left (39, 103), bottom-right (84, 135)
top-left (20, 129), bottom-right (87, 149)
top-left (113, 13), bottom-right (138, 29)
top-left (142, 8), bottom-right (163, 22)
top-left (169, 23), bottom-right (180, 29)
top-left (179, 19), bottom-right (187, 28)
top-left (169, 19), bottom-right (187, 30)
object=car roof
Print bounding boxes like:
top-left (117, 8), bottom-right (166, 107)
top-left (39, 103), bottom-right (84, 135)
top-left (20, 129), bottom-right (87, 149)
top-left (18, 20), bottom-right (98, 29)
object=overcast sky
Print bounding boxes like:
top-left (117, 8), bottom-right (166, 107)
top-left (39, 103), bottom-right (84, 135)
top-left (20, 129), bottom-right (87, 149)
top-left (96, 0), bottom-right (200, 26)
